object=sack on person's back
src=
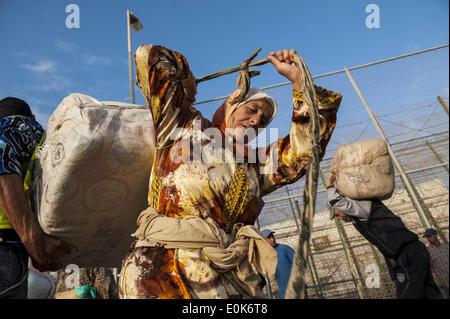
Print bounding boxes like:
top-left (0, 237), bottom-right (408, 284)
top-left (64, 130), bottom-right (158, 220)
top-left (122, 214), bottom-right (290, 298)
top-left (331, 139), bottom-right (394, 200)
top-left (30, 93), bottom-right (155, 267)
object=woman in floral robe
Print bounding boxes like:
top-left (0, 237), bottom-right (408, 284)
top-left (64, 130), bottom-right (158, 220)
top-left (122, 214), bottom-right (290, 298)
top-left (118, 45), bottom-right (342, 299)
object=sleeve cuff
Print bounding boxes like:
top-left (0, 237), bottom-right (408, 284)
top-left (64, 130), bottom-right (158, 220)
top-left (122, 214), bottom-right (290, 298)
top-left (292, 88), bottom-right (304, 102)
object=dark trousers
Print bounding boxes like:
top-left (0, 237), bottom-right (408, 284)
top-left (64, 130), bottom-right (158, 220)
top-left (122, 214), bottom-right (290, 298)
top-left (386, 240), bottom-right (442, 299)
top-left (0, 242), bottom-right (29, 299)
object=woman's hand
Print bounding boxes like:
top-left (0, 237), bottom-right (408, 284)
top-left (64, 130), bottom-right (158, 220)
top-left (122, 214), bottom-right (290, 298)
top-left (267, 49), bottom-right (304, 92)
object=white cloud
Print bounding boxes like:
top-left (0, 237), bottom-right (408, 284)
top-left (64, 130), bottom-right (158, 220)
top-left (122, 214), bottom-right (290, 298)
top-left (21, 60), bottom-right (56, 73)
top-left (54, 38), bottom-right (78, 53)
top-left (82, 53), bottom-right (111, 66)
top-left (34, 74), bottom-right (71, 92)
top-left (20, 59), bottom-right (71, 92)
top-left (54, 38), bottom-right (112, 68)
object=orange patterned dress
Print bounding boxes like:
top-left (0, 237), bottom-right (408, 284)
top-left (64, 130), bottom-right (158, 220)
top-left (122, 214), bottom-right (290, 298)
top-left (118, 45), bottom-right (342, 299)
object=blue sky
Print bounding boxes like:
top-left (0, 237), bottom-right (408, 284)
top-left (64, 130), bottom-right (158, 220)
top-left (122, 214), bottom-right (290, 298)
top-left (0, 0), bottom-right (448, 143)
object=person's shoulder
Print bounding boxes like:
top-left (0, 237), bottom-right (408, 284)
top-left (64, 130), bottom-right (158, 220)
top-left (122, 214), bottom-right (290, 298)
top-left (278, 243), bottom-right (295, 252)
top-left (0, 116), bottom-right (43, 149)
top-left (1, 116), bottom-right (43, 130)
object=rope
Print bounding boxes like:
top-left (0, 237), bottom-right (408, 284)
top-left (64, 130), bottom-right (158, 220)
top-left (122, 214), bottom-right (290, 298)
top-left (195, 51), bottom-right (269, 84)
top-left (193, 43), bottom-right (449, 106)
top-left (284, 53), bottom-right (321, 299)
top-left (228, 48), bottom-right (264, 105)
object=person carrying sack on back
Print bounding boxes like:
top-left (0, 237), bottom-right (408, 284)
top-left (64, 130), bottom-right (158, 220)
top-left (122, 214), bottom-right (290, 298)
top-left (326, 171), bottom-right (442, 299)
top-left (0, 97), bottom-right (72, 299)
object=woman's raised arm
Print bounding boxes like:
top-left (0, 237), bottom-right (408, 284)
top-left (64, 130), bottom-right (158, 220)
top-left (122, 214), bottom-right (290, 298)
top-left (258, 50), bottom-right (342, 196)
top-left (135, 45), bottom-right (197, 148)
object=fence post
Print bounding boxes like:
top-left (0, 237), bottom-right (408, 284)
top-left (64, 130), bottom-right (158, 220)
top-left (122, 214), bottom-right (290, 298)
top-left (344, 67), bottom-right (435, 231)
top-left (286, 189), bottom-right (317, 296)
top-left (286, 186), bottom-right (302, 233)
top-left (334, 217), bottom-right (366, 298)
top-left (437, 96), bottom-right (449, 116)
top-left (404, 181), bottom-right (448, 244)
top-left (426, 140), bottom-right (449, 173)
top-left (368, 244), bottom-right (395, 297)
top-left (293, 200), bottom-right (326, 299)
top-left (307, 247), bottom-right (325, 299)
top-left (319, 169), bottom-right (365, 298)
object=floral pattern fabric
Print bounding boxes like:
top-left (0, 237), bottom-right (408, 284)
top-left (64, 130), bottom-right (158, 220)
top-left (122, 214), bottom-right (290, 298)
top-left (118, 45), bottom-right (342, 299)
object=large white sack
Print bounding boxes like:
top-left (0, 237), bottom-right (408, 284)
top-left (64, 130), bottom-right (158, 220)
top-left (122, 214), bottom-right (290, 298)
top-left (31, 93), bottom-right (155, 267)
top-left (331, 139), bottom-right (395, 200)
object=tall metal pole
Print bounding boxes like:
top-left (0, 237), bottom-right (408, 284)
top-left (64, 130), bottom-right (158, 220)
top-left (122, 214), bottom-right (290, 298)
top-left (344, 67), bottom-right (432, 229)
top-left (368, 244), bottom-right (394, 296)
top-left (426, 141), bottom-right (449, 173)
top-left (319, 169), bottom-right (365, 298)
top-left (293, 200), bottom-right (325, 299)
top-left (127, 10), bottom-right (135, 104)
top-left (286, 186), bottom-right (301, 233)
top-left (437, 96), bottom-right (449, 116)
top-left (334, 218), bottom-right (365, 298)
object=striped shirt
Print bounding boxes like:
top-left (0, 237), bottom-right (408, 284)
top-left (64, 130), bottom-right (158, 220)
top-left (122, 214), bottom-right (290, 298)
top-left (427, 243), bottom-right (449, 288)
top-left (0, 116), bottom-right (43, 176)
top-left (0, 115), bottom-right (43, 229)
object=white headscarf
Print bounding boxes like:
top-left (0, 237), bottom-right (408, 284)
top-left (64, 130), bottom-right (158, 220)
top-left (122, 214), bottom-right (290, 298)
top-left (227, 87), bottom-right (278, 128)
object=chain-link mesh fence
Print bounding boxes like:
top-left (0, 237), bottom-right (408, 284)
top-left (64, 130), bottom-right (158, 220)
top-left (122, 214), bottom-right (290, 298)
top-left (252, 45), bottom-right (449, 299)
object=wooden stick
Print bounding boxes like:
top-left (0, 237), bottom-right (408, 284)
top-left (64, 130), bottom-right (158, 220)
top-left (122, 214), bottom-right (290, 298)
top-left (196, 58), bottom-right (270, 83)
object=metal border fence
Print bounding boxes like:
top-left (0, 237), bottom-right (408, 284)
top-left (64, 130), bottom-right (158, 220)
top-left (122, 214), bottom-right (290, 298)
top-left (194, 43), bottom-right (449, 299)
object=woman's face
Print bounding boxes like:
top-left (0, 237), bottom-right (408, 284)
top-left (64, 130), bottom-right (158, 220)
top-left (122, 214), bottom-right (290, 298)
top-left (226, 98), bottom-right (273, 141)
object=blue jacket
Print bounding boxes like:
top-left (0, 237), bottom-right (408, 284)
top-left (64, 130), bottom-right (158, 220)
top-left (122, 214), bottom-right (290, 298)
top-left (274, 243), bottom-right (295, 299)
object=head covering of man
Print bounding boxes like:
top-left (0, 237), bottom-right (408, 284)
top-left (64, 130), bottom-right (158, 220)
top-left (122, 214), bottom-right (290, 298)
top-left (211, 87), bottom-right (278, 134)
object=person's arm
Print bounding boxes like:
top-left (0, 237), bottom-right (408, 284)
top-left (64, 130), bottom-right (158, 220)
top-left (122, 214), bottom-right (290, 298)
top-left (326, 173), bottom-right (371, 219)
top-left (258, 50), bottom-right (341, 196)
top-left (134, 44), bottom-right (198, 148)
top-left (0, 119), bottom-right (72, 271)
top-left (0, 173), bottom-right (72, 271)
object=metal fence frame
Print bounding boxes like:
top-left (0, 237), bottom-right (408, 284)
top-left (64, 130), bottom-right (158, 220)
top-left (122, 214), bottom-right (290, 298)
top-left (194, 44), bottom-right (449, 299)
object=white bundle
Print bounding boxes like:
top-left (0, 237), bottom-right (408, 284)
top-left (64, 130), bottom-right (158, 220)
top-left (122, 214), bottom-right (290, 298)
top-left (331, 139), bottom-right (395, 200)
top-left (31, 93), bottom-right (155, 267)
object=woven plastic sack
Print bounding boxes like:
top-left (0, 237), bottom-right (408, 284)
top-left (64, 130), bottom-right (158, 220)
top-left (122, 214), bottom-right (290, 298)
top-left (31, 93), bottom-right (155, 267)
top-left (330, 139), bottom-right (395, 200)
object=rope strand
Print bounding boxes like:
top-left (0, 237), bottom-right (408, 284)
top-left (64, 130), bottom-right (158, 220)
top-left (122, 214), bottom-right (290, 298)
top-left (284, 53), bottom-right (321, 300)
